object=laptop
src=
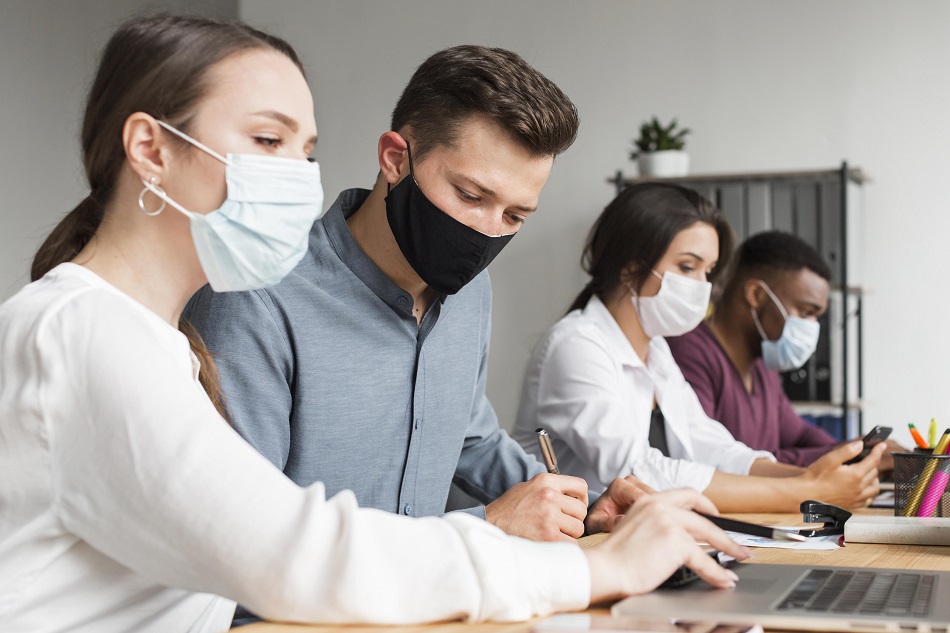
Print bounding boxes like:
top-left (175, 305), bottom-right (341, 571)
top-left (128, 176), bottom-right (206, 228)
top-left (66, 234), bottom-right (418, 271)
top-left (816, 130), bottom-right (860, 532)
top-left (612, 563), bottom-right (950, 633)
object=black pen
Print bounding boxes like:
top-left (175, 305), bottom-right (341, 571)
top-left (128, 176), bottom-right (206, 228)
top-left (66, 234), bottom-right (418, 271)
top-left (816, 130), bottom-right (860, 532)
top-left (698, 512), bottom-right (807, 543)
top-left (535, 428), bottom-right (559, 474)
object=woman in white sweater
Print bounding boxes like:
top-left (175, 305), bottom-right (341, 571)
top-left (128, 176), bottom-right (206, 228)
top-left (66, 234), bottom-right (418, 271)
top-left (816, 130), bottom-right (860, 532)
top-left (514, 183), bottom-right (883, 513)
top-left (0, 13), bottom-right (748, 633)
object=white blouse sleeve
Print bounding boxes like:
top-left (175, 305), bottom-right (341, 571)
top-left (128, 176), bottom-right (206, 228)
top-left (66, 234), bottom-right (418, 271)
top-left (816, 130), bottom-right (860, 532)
top-left (675, 368), bottom-right (776, 475)
top-left (536, 329), bottom-right (716, 492)
top-left (40, 289), bottom-right (589, 624)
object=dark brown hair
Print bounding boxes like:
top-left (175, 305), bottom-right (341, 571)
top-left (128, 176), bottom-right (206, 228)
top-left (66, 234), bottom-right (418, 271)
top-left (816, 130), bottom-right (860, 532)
top-left (390, 44), bottom-right (579, 162)
top-left (30, 13), bottom-right (303, 418)
top-left (569, 183), bottom-right (734, 313)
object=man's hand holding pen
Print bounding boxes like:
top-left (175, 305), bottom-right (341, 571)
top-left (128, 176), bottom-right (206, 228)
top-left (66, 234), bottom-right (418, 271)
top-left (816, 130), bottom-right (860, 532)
top-left (536, 427), bottom-right (657, 536)
top-left (484, 428), bottom-right (656, 541)
top-left (485, 472), bottom-right (589, 541)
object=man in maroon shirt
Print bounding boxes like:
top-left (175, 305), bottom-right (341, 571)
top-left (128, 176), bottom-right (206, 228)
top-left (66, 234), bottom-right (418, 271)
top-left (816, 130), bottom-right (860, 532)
top-left (667, 231), bottom-right (903, 469)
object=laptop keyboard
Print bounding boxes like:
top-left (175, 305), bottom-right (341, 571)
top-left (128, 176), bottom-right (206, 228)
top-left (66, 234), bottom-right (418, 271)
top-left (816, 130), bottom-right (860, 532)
top-left (776, 569), bottom-right (936, 617)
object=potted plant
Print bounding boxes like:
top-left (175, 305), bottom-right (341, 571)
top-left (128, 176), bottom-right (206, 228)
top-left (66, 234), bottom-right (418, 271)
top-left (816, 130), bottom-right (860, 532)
top-left (630, 117), bottom-right (690, 177)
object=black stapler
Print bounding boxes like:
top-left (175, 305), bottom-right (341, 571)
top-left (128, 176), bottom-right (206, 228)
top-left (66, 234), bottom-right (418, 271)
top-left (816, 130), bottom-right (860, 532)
top-left (797, 500), bottom-right (852, 537)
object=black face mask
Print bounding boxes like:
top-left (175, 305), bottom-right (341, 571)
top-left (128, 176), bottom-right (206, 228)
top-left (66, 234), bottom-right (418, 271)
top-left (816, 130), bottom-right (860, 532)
top-left (385, 142), bottom-right (516, 295)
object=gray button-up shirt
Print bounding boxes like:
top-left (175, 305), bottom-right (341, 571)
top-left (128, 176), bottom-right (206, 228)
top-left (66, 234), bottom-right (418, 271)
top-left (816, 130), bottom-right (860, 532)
top-left (184, 188), bottom-right (545, 521)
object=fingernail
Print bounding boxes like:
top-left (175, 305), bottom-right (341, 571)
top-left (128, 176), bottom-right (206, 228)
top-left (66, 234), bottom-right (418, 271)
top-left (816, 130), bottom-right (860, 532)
top-left (724, 580), bottom-right (736, 589)
top-left (740, 546), bottom-right (753, 558)
top-left (727, 570), bottom-right (739, 582)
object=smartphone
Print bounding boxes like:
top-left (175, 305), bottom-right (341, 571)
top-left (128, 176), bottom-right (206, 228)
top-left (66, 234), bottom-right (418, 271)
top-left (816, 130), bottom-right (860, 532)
top-left (845, 425), bottom-right (892, 464)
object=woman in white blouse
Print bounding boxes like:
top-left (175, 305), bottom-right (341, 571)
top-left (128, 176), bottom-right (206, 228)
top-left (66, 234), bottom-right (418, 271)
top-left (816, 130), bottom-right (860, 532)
top-left (0, 14), bottom-right (751, 633)
top-left (514, 183), bottom-right (883, 513)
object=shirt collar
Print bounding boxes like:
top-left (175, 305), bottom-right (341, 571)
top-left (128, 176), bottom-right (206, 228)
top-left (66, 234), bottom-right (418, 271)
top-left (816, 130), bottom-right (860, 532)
top-left (581, 294), bottom-right (677, 378)
top-left (322, 188), bottom-right (451, 316)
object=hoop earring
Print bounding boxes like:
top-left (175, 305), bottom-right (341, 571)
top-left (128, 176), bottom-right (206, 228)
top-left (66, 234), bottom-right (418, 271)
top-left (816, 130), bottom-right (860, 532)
top-left (138, 176), bottom-right (166, 217)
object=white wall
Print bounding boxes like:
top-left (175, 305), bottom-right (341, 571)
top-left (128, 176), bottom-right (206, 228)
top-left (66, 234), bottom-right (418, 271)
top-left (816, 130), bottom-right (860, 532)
top-left (4, 1), bottom-right (948, 449)
top-left (238, 0), bottom-right (950, 448)
top-left (0, 0), bottom-right (237, 299)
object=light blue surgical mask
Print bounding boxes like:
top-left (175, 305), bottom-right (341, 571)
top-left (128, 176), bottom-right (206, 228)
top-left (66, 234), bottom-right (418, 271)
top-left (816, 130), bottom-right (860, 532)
top-left (751, 280), bottom-right (820, 372)
top-left (139, 120), bottom-right (324, 292)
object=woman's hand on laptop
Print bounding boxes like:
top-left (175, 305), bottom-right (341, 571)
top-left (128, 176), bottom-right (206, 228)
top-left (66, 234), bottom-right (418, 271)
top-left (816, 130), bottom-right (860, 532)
top-left (583, 489), bottom-right (752, 604)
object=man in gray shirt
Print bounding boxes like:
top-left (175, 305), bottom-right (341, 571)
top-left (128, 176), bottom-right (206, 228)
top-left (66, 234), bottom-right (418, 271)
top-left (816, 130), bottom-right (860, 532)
top-left (185, 45), bottom-right (644, 551)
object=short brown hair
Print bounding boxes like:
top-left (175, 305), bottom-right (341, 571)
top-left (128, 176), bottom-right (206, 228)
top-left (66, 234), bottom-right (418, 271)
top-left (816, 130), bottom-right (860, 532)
top-left (391, 45), bottom-right (579, 162)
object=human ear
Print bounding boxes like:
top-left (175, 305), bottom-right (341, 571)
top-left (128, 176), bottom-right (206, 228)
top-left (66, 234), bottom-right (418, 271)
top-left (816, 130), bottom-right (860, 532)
top-left (744, 279), bottom-right (766, 310)
top-left (619, 262), bottom-right (640, 292)
top-left (122, 113), bottom-right (172, 184)
top-left (377, 131), bottom-right (410, 186)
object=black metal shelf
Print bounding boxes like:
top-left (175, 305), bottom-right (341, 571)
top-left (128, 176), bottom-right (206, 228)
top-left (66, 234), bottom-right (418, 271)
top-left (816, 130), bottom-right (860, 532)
top-left (608, 161), bottom-right (864, 438)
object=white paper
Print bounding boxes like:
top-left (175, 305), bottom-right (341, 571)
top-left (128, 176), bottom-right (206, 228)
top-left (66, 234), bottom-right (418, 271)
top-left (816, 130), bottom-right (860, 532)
top-left (725, 527), bottom-right (841, 550)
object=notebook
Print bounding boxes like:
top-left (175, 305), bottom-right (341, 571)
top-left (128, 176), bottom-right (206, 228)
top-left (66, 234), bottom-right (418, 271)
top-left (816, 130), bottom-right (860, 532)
top-left (612, 563), bottom-right (950, 633)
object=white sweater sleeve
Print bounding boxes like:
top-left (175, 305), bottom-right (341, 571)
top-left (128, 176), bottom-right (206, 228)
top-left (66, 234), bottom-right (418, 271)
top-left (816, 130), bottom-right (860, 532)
top-left (536, 330), bottom-right (715, 492)
top-left (40, 289), bottom-right (589, 624)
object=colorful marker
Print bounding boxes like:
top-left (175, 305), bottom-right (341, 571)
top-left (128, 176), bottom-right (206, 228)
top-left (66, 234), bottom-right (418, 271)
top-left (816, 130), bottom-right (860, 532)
top-left (909, 424), bottom-right (930, 450)
top-left (903, 428), bottom-right (950, 517)
top-left (930, 418), bottom-right (939, 450)
top-left (917, 459), bottom-right (950, 517)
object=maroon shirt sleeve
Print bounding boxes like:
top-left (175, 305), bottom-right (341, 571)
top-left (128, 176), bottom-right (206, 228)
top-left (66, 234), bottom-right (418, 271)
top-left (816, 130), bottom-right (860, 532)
top-left (774, 387), bottom-right (839, 466)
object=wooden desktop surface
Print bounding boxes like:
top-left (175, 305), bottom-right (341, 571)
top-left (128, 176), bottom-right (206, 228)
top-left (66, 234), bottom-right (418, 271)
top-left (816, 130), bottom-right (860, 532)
top-left (239, 510), bottom-right (950, 633)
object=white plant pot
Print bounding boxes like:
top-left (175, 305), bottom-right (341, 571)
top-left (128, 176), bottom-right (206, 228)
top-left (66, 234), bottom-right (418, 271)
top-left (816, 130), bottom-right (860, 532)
top-left (637, 150), bottom-right (690, 178)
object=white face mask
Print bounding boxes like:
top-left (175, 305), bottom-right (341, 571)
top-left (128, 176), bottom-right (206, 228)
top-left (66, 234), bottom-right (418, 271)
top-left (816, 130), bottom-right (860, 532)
top-left (139, 120), bottom-right (325, 292)
top-left (751, 280), bottom-right (821, 372)
top-left (632, 269), bottom-right (712, 338)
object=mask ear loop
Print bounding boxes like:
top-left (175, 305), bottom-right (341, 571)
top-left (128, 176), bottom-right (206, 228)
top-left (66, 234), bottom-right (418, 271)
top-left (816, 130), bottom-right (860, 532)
top-left (757, 280), bottom-right (790, 320)
top-left (140, 177), bottom-right (194, 218)
top-left (156, 120), bottom-right (231, 166)
top-left (139, 120), bottom-right (231, 218)
top-left (625, 265), bottom-right (659, 317)
top-left (385, 136), bottom-right (414, 195)
top-left (405, 139), bottom-right (417, 180)
top-left (138, 176), bottom-right (166, 216)
top-left (750, 280), bottom-right (788, 341)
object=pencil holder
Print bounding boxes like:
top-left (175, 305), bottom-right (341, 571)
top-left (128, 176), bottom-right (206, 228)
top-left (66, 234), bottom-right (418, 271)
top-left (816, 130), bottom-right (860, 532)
top-left (893, 452), bottom-right (950, 517)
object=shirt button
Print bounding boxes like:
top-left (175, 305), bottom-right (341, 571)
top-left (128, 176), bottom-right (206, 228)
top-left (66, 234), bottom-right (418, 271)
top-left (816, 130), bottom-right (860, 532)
top-left (396, 295), bottom-right (409, 306)
top-left (403, 504), bottom-right (412, 515)
top-left (414, 417), bottom-right (421, 429)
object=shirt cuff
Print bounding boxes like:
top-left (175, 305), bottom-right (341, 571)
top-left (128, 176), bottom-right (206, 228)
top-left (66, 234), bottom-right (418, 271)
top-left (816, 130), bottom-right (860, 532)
top-left (691, 463), bottom-right (716, 492)
top-left (443, 513), bottom-right (590, 620)
top-left (446, 505), bottom-right (488, 520)
top-left (506, 539), bottom-right (591, 618)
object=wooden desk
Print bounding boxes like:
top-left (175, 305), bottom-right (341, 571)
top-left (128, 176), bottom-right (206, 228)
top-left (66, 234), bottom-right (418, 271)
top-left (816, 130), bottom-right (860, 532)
top-left (239, 511), bottom-right (950, 633)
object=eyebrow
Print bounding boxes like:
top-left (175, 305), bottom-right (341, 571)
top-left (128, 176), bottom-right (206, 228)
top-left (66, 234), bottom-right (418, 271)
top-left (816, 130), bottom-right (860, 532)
top-left (679, 251), bottom-right (705, 262)
top-left (252, 110), bottom-right (318, 146)
top-left (456, 174), bottom-right (537, 213)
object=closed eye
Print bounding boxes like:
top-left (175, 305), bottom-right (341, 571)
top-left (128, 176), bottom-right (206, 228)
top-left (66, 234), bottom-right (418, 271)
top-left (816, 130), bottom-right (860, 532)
top-left (255, 136), bottom-right (282, 149)
top-left (455, 186), bottom-right (480, 202)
